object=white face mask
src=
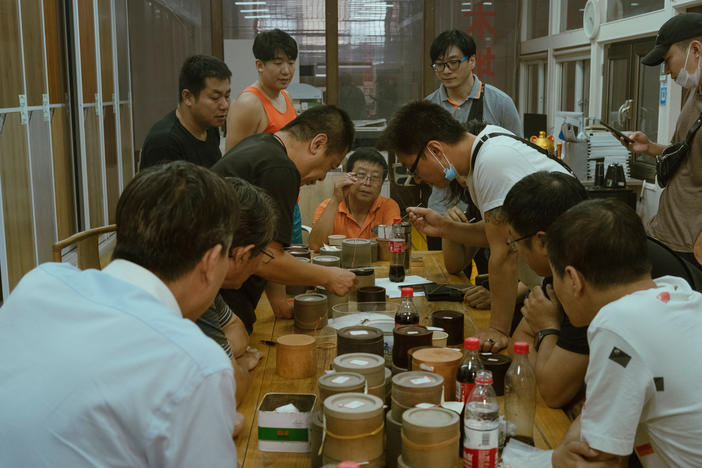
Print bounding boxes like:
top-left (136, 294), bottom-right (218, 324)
top-left (428, 148), bottom-right (457, 181)
top-left (675, 45), bottom-right (701, 89)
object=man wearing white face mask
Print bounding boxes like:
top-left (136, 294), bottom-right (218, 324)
top-left (380, 101), bottom-right (572, 352)
top-left (620, 13), bottom-right (702, 270)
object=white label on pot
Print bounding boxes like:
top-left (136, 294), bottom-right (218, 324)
top-left (407, 331), bottom-right (418, 335)
top-left (342, 400), bottom-right (365, 409)
top-left (331, 376), bottom-right (351, 384)
top-left (350, 359), bottom-right (369, 366)
top-left (415, 403), bottom-right (436, 409)
top-left (419, 363), bottom-right (435, 372)
top-left (410, 376), bottom-right (432, 385)
top-left (349, 330), bottom-right (369, 336)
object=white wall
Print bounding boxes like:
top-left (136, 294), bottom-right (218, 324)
top-left (518, 0), bottom-right (702, 145)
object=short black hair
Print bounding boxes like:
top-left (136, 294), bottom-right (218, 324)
top-left (345, 147), bottom-right (388, 181)
top-left (430, 30), bottom-right (477, 63)
top-left (253, 29), bottom-right (298, 61)
top-left (178, 55), bottom-right (232, 101)
top-left (503, 171), bottom-right (587, 241)
top-left (227, 177), bottom-right (277, 255)
top-left (113, 161), bottom-right (239, 282)
top-left (282, 105), bottom-right (355, 156)
top-left (547, 199), bottom-right (652, 288)
top-left (379, 101), bottom-right (465, 156)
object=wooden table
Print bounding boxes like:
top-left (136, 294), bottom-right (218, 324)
top-left (236, 251), bottom-right (570, 467)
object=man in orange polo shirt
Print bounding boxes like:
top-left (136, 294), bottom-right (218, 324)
top-left (309, 147), bottom-right (400, 250)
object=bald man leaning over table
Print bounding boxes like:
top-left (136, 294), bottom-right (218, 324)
top-left (212, 105), bottom-right (357, 335)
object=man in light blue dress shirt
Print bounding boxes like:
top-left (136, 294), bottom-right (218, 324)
top-left (0, 161), bottom-right (240, 467)
top-left (425, 30), bottom-right (522, 219)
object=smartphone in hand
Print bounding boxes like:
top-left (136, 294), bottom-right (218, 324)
top-left (599, 120), bottom-right (634, 144)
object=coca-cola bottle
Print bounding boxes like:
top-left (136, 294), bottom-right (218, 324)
top-left (389, 218), bottom-right (405, 282)
top-left (394, 287), bottom-right (419, 327)
top-left (504, 341), bottom-right (536, 446)
top-left (463, 370), bottom-right (499, 468)
top-left (458, 337), bottom-right (483, 456)
top-left (457, 337), bottom-right (483, 402)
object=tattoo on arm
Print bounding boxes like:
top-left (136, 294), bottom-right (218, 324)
top-left (483, 207), bottom-right (506, 225)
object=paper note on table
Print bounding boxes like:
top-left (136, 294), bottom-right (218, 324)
top-left (375, 275), bottom-right (432, 298)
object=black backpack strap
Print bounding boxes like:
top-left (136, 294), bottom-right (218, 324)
top-left (471, 132), bottom-right (575, 176)
top-left (466, 82), bottom-right (484, 124)
top-left (684, 110), bottom-right (702, 145)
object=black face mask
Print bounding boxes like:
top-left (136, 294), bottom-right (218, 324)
top-left (657, 110), bottom-right (702, 188)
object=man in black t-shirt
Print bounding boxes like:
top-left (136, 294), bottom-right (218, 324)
top-left (140, 55), bottom-right (231, 169)
top-left (503, 171), bottom-right (702, 414)
top-left (212, 105), bottom-right (358, 333)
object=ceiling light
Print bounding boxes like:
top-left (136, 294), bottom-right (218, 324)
top-left (235, 1), bottom-right (266, 5)
top-left (240, 8), bottom-right (268, 12)
top-left (461, 8), bottom-right (472, 12)
top-left (461, 1), bottom-right (472, 4)
top-left (245, 14), bottom-right (271, 18)
top-left (483, 1), bottom-right (493, 5)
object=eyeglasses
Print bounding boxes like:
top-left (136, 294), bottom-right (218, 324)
top-left (431, 56), bottom-right (468, 72)
top-left (260, 249), bottom-right (275, 264)
top-left (229, 248), bottom-right (275, 264)
top-left (408, 143), bottom-right (427, 176)
top-left (506, 232), bottom-right (537, 252)
top-left (355, 172), bottom-right (383, 185)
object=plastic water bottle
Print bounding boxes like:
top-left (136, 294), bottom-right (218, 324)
top-left (504, 341), bottom-right (536, 445)
top-left (394, 287), bottom-right (418, 327)
top-left (463, 370), bottom-right (499, 468)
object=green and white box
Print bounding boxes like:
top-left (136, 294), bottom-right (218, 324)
top-left (257, 393), bottom-right (317, 452)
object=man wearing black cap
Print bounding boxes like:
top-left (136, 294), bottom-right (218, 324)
top-left (619, 13), bottom-right (702, 269)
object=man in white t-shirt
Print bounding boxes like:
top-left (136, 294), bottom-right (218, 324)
top-left (549, 199), bottom-right (702, 467)
top-left (380, 101), bottom-right (570, 352)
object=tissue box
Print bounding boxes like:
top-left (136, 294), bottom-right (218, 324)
top-left (257, 393), bottom-right (317, 452)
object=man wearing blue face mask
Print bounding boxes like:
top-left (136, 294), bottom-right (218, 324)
top-left (380, 101), bottom-right (572, 352)
top-left (618, 13), bottom-right (702, 270)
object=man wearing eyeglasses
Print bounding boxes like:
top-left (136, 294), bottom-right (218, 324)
top-left (380, 101), bottom-right (570, 352)
top-left (308, 147), bottom-right (400, 250)
top-left (425, 30), bottom-right (521, 227)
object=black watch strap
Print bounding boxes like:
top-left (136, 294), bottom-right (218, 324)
top-left (535, 328), bottom-right (561, 352)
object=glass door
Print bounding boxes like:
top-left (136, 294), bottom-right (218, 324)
top-left (603, 37), bottom-right (658, 181)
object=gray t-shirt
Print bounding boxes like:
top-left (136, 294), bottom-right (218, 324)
top-left (648, 88), bottom-right (702, 252)
top-left (425, 76), bottom-right (522, 214)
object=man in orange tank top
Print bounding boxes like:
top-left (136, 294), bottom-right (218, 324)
top-left (226, 29), bottom-right (298, 150)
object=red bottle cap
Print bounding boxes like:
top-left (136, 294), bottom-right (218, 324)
top-left (464, 337), bottom-right (480, 350)
top-left (513, 341), bottom-right (530, 355)
top-left (401, 287), bottom-right (414, 297)
top-left (337, 463), bottom-right (360, 468)
top-left (393, 217), bottom-right (401, 224)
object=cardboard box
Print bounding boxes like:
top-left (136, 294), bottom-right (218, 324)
top-left (257, 393), bottom-right (317, 453)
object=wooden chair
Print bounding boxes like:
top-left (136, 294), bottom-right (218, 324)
top-left (52, 225), bottom-right (117, 270)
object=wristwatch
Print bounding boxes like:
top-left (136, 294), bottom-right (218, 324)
top-left (535, 328), bottom-right (560, 352)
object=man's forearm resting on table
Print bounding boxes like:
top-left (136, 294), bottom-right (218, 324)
top-left (308, 199), bottom-right (340, 250)
top-left (553, 416), bottom-right (627, 467)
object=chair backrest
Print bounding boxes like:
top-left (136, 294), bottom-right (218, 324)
top-left (52, 225), bottom-right (117, 270)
